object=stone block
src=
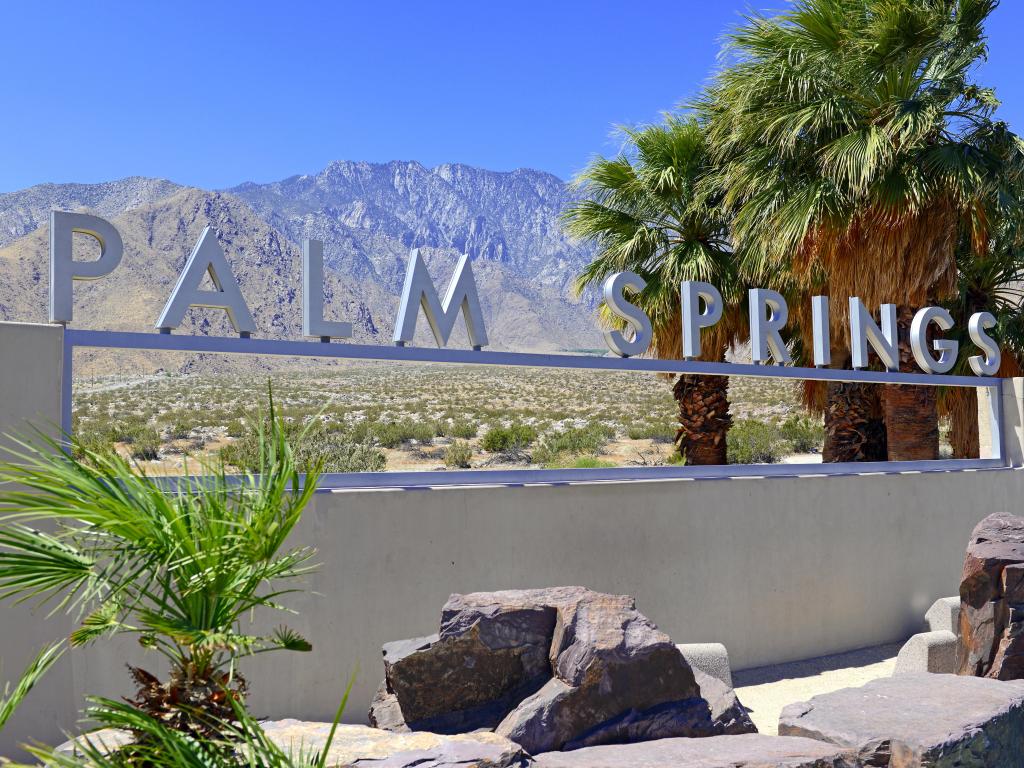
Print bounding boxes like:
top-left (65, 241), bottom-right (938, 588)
top-left (924, 596), bottom-right (959, 634)
top-left (893, 631), bottom-right (957, 675)
top-left (677, 642), bottom-right (733, 688)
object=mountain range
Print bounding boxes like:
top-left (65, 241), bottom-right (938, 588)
top-left (0, 161), bottom-right (603, 374)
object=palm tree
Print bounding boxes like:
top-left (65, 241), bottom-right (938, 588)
top-left (565, 117), bottom-right (744, 464)
top-left (0, 401), bottom-right (321, 743)
top-left (940, 221), bottom-right (1024, 457)
top-left (12, 686), bottom-right (352, 768)
top-left (696, 0), bottom-right (1022, 461)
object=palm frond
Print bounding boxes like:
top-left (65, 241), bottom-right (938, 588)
top-left (0, 641), bottom-right (64, 733)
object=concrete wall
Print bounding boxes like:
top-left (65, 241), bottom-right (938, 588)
top-left (2, 320), bottom-right (1022, 756)
top-left (0, 324), bottom-right (78, 758)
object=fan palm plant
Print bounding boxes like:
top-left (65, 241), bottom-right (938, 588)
top-left (565, 117), bottom-right (744, 464)
top-left (696, 0), bottom-right (1024, 460)
top-left (939, 221), bottom-right (1024, 457)
top-left (10, 684), bottom-right (352, 768)
top-left (0, 402), bottom-right (321, 743)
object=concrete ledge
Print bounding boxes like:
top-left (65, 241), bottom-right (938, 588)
top-left (677, 643), bottom-right (732, 688)
top-left (924, 596), bottom-right (960, 635)
top-left (894, 630), bottom-right (958, 675)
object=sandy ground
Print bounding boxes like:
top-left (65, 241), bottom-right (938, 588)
top-left (733, 642), bottom-right (901, 734)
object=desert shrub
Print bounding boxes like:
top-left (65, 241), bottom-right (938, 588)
top-left (301, 427), bottom-right (386, 473)
top-left (444, 440), bottom-right (473, 469)
top-left (107, 416), bottom-right (151, 444)
top-left (129, 427), bottom-right (161, 461)
top-left (226, 418), bottom-right (246, 438)
top-left (71, 429), bottom-right (117, 461)
top-left (369, 420), bottom-right (435, 448)
top-left (542, 455), bottom-right (616, 469)
top-left (727, 419), bottom-right (783, 464)
top-left (481, 423), bottom-right (537, 453)
top-left (627, 421), bottom-right (676, 442)
top-left (780, 414), bottom-right (825, 453)
top-left (447, 420), bottom-right (478, 439)
top-left (532, 423), bottom-right (614, 465)
top-left (162, 417), bottom-right (193, 440)
top-left (222, 421), bottom-right (385, 474)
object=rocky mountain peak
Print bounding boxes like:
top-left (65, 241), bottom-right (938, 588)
top-left (0, 160), bottom-right (602, 367)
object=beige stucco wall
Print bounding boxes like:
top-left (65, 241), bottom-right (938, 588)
top-left (0, 323), bottom-right (78, 759)
top-left (1, 320), bottom-right (1022, 756)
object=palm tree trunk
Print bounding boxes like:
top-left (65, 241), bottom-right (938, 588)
top-left (884, 306), bottom-right (939, 461)
top-left (947, 387), bottom-right (980, 459)
top-left (823, 382), bottom-right (886, 462)
top-left (673, 374), bottom-right (730, 465)
top-left (884, 385), bottom-right (939, 460)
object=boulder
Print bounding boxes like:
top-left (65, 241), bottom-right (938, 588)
top-left (958, 511), bottom-right (1024, 678)
top-left (691, 669), bottom-right (755, 737)
top-left (778, 673), bottom-right (1024, 767)
top-left (368, 587), bottom-right (755, 754)
top-left (371, 589), bottom-right (564, 732)
top-left (531, 734), bottom-right (858, 767)
top-left (893, 631), bottom-right (957, 675)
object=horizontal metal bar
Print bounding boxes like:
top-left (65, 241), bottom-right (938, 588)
top-left (316, 459), bottom-right (1009, 490)
top-left (142, 459), bottom-right (1007, 494)
top-left (65, 329), bottom-right (999, 388)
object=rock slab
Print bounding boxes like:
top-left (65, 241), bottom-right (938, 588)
top-left (531, 734), bottom-right (857, 767)
top-left (59, 723), bottom-right (529, 768)
top-left (251, 722), bottom-right (528, 768)
top-left (958, 511), bottom-right (1024, 679)
top-left (369, 587), bottom-right (755, 754)
top-left (778, 673), bottom-right (1024, 767)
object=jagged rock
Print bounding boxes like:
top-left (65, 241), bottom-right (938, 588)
top-left (778, 673), bottom-right (1024, 767)
top-left (958, 512), bottom-right (1024, 678)
top-left (369, 587), bottom-right (755, 755)
top-left (368, 682), bottom-right (409, 732)
top-left (494, 589), bottom-right (710, 753)
top-left (376, 589), bottom-right (562, 732)
top-left (692, 669), bottom-right (756, 736)
top-left (531, 734), bottom-right (858, 767)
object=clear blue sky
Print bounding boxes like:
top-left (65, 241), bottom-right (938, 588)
top-left (3, 1), bottom-right (1022, 191)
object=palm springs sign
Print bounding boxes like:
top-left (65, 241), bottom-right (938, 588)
top-left (49, 211), bottom-right (1001, 377)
